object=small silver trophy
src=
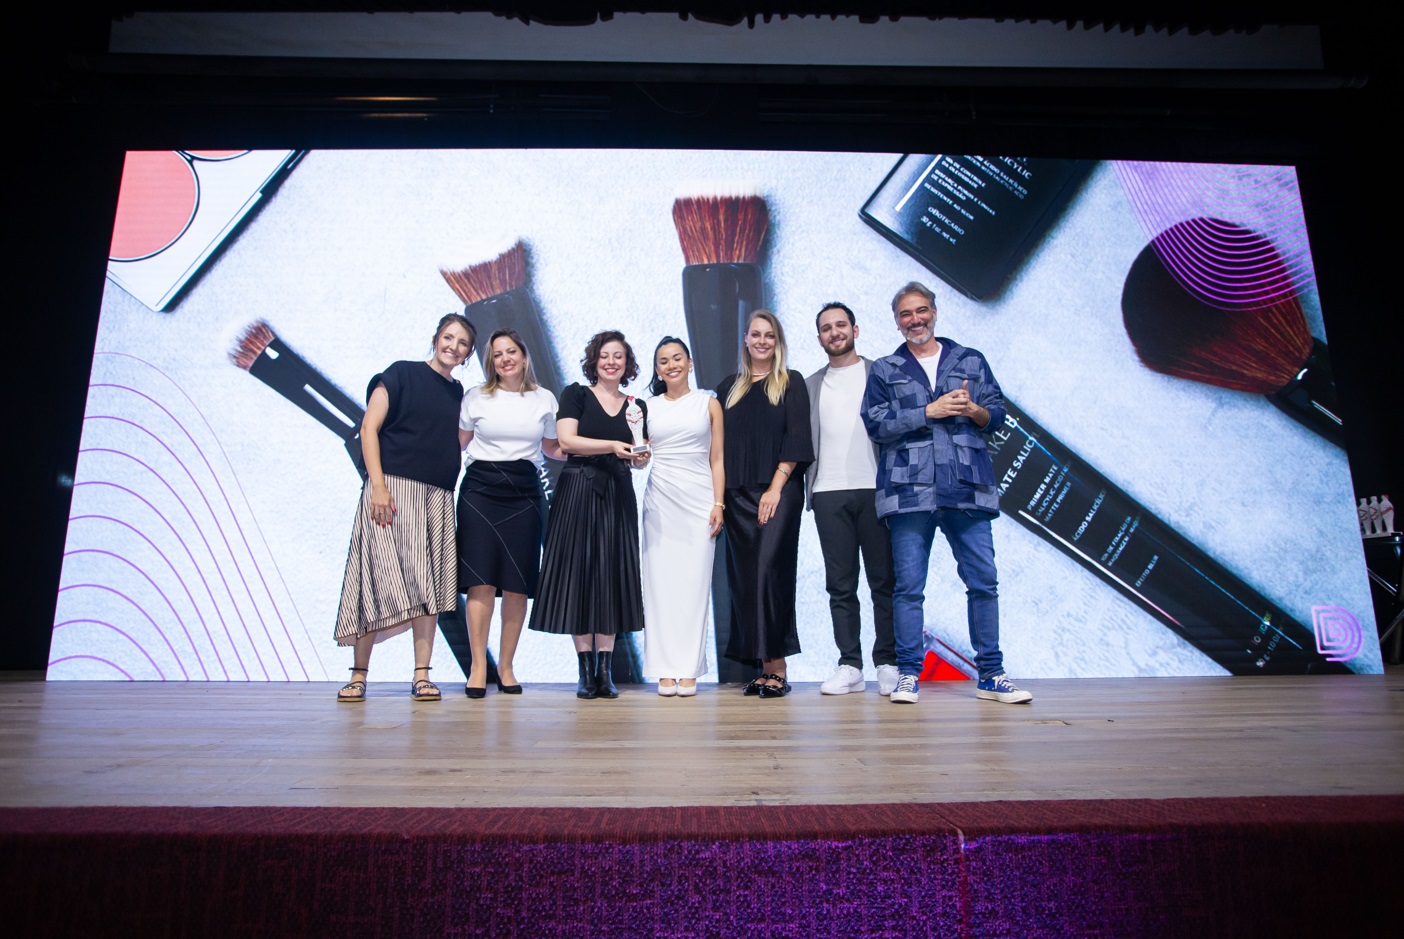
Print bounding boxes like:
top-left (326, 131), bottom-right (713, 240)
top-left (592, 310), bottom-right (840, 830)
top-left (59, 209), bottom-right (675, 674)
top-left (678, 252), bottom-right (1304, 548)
top-left (624, 396), bottom-right (649, 454)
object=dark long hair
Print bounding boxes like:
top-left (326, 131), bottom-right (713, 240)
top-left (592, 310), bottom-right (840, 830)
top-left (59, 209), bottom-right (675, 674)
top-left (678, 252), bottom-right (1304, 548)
top-left (648, 335), bottom-right (692, 397)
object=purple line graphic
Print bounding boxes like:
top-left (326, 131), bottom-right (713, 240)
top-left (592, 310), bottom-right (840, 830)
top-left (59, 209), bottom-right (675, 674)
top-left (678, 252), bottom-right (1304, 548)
top-left (76, 460), bottom-right (252, 680)
top-left (1114, 162), bottom-right (1315, 312)
top-left (79, 426), bottom-right (272, 680)
top-left (63, 546), bottom-right (210, 680)
top-left (53, 619), bottom-right (168, 680)
top-left (52, 351), bottom-right (334, 682)
top-left (1311, 606), bottom-right (1363, 662)
top-left (48, 655), bottom-right (136, 681)
top-left (71, 499), bottom-right (233, 680)
top-left (55, 584), bottom-right (183, 680)
top-left (90, 386), bottom-right (297, 680)
top-left (101, 352), bottom-right (326, 677)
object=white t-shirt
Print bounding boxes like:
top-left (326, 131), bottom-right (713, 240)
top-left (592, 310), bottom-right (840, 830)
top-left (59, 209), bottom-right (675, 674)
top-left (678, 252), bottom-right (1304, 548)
top-left (459, 384), bottom-right (558, 463)
top-left (916, 342), bottom-right (942, 390)
top-left (813, 362), bottom-right (879, 493)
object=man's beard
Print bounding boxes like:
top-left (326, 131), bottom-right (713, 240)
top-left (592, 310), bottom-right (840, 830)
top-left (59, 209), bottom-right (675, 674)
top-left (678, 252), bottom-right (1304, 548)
top-left (904, 326), bottom-right (933, 345)
top-left (826, 337), bottom-right (855, 358)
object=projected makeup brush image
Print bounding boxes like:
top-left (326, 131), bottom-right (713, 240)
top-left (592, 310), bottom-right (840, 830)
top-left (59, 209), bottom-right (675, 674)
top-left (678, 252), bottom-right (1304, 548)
top-left (440, 240), bottom-right (566, 396)
top-left (672, 190), bottom-right (769, 392)
top-left (52, 148), bottom-right (1378, 685)
top-left (230, 320), bottom-right (368, 475)
top-left (1121, 218), bottom-right (1342, 446)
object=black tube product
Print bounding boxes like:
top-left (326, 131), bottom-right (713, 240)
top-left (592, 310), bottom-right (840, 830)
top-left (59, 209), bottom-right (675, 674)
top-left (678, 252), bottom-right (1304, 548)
top-left (989, 401), bottom-right (1347, 674)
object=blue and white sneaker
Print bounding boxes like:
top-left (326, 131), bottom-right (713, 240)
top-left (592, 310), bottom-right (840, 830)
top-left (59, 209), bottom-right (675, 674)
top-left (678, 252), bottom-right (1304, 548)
top-left (976, 674), bottom-right (1032, 704)
top-left (889, 674), bottom-right (919, 704)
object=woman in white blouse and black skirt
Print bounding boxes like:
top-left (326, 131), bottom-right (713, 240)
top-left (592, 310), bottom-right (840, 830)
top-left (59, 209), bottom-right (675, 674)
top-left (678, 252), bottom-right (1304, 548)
top-left (456, 329), bottom-right (565, 698)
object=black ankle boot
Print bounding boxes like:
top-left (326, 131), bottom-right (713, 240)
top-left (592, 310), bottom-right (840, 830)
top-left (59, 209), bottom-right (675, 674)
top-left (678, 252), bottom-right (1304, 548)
top-left (595, 650), bottom-right (619, 699)
top-left (576, 651), bottom-right (598, 699)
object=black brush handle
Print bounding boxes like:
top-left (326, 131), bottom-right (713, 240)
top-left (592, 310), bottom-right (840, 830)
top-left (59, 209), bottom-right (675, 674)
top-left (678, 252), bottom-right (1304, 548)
top-left (1269, 339), bottom-right (1344, 448)
top-left (247, 339), bottom-right (366, 476)
top-left (247, 339), bottom-right (364, 438)
top-left (682, 263), bottom-right (764, 393)
top-left (989, 400), bottom-right (1348, 674)
top-left (465, 287), bottom-right (566, 397)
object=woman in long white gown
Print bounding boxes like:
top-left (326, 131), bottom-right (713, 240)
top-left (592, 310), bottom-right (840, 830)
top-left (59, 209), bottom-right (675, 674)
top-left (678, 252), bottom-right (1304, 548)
top-left (641, 337), bottom-right (725, 696)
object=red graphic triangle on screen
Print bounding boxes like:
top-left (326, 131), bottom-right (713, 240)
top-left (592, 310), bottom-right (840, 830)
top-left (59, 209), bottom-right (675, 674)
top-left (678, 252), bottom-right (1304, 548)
top-left (920, 650), bottom-right (970, 682)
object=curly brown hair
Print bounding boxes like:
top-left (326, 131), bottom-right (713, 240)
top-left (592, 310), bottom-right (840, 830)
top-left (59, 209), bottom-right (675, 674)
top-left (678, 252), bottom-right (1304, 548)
top-left (580, 330), bottom-right (640, 386)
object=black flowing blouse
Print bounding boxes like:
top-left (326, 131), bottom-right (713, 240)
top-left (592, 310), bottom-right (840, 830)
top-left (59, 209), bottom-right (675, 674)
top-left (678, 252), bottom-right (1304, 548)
top-left (716, 370), bottom-right (814, 488)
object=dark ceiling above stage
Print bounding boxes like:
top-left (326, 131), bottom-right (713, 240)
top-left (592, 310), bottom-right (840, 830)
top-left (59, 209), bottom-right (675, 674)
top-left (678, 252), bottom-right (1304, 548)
top-left (79, 2), bottom-right (1360, 32)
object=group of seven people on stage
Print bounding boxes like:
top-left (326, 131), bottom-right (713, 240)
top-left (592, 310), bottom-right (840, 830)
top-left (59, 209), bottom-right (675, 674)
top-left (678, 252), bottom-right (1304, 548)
top-left (333, 280), bottom-right (1031, 707)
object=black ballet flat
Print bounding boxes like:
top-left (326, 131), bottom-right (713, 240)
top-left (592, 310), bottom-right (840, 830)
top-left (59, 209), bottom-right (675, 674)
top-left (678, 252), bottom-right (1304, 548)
top-left (758, 676), bottom-right (791, 699)
top-left (743, 675), bottom-right (767, 697)
top-left (464, 684), bottom-right (487, 699)
top-left (495, 679), bottom-right (523, 695)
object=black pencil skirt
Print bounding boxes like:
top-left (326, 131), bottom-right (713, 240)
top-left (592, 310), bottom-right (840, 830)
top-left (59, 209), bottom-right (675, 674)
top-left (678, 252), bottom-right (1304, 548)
top-left (456, 459), bottom-right (547, 598)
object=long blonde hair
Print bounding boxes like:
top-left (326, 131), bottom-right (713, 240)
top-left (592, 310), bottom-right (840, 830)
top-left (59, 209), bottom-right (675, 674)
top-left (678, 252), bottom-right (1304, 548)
top-left (725, 310), bottom-right (790, 409)
top-left (481, 328), bottom-right (540, 396)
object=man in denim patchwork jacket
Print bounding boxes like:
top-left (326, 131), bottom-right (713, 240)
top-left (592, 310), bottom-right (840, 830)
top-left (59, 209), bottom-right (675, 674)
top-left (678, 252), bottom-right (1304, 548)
top-left (861, 281), bottom-right (1032, 706)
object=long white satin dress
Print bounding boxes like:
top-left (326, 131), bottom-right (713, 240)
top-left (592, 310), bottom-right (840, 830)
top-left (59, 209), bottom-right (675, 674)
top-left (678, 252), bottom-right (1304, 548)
top-left (641, 390), bottom-right (716, 679)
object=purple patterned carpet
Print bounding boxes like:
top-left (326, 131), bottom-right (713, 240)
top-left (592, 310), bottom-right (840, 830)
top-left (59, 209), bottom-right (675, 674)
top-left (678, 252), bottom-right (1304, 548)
top-left (3, 797), bottom-right (1401, 937)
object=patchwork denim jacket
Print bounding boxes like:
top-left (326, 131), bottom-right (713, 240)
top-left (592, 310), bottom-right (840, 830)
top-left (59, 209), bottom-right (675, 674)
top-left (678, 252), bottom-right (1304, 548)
top-left (862, 339), bottom-right (1007, 520)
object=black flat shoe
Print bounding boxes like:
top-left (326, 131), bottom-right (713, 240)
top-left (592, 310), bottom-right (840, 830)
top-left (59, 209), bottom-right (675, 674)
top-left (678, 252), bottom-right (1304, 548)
top-left (743, 675), bottom-right (767, 696)
top-left (758, 676), bottom-right (791, 698)
top-left (464, 684), bottom-right (487, 699)
top-left (495, 679), bottom-right (523, 694)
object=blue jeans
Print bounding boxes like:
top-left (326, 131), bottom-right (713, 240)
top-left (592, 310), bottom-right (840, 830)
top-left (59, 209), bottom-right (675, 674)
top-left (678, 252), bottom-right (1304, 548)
top-left (888, 509), bottom-right (1003, 680)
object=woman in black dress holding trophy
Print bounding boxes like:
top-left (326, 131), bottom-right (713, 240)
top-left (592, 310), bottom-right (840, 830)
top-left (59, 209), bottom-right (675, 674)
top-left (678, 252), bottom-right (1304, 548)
top-left (528, 330), bottom-right (650, 698)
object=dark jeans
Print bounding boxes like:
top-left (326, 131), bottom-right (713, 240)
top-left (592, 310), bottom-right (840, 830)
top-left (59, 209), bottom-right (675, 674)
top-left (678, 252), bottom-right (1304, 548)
top-left (811, 489), bottom-right (896, 669)
top-left (889, 509), bottom-right (1003, 680)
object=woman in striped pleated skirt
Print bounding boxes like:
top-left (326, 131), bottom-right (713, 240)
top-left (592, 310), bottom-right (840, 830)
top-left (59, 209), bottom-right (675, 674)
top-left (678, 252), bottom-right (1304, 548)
top-left (334, 314), bottom-right (474, 702)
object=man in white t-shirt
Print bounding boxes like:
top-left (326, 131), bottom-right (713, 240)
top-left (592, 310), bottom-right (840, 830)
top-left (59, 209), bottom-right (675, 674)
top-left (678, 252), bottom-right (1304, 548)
top-left (805, 302), bottom-right (898, 696)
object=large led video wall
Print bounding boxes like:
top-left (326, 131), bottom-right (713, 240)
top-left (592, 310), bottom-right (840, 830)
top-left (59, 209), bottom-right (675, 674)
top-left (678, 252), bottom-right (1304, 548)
top-left (50, 148), bottom-right (1381, 682)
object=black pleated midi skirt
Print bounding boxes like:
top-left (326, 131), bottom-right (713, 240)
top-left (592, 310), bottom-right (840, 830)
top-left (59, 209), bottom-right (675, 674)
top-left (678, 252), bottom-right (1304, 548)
top-left (528, 456), bottom-right (644, 635)
top-left (456, 459), bottom-right (547, 597)
top-left (723, 477), bottom-right (804, 661)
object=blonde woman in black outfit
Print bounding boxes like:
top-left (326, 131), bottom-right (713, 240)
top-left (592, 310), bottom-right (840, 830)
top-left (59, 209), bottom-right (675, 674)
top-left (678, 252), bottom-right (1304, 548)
top-left (715, 311), bottom-right (813, 698)
top-left (335, 313), bottom-right (474, 702)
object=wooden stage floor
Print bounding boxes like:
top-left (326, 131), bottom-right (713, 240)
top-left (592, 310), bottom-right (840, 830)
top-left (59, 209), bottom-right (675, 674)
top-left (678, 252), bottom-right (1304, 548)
top-left (3, 672), bottom-right (1402, 808)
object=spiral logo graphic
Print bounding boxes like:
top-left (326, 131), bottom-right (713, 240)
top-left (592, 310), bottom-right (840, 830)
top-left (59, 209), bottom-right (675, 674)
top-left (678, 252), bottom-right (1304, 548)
top-left (1311, 606), bottom-right (1363, 662)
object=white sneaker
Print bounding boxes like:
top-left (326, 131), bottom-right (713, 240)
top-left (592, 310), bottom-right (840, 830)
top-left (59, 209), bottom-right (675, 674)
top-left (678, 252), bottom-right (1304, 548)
top-left (819, 664), bottom-right (865, 695)
top-left (876, 664), bottom-right (900, 696)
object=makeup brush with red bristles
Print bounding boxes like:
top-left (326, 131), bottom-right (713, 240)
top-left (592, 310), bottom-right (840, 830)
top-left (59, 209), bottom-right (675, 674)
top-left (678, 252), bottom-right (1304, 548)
top-left (439, 240), bottom-right (565, 395)
top-left (230, 320), bottom-right (368, 473)
top-left (673, 190), bottom-right (770, 392)
top-left (1121, 218), bottom-right (1343, 447)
